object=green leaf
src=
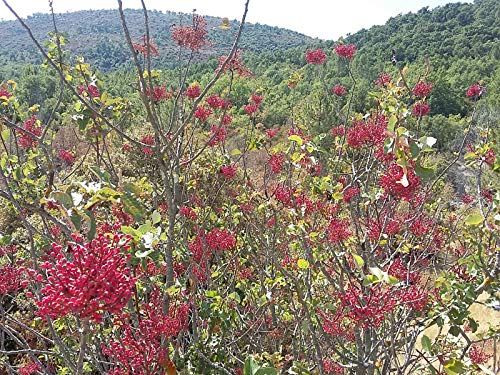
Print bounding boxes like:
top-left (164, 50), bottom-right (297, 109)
top-left (444, 359), bottom-right (465, 374)
top-left (421, 335), bottom-right (432, 353)
top-left (297, 259), bottom-right (310, 269)
top-left (363, 274), bottom-right (379, 286)
top-left (231, 149), bottom-right (241, 156)
top-left (465, 211), bottom-right (483, 226)
top-left (1, 129), bottom-right (10, 143)
top-left (122, 182), bottom-right (142, 195)
top-left (121, 226), bottom-right (139, 240)
top-left (0, 234), bottom-right (12, 246)
top-left (386, 275), bottom-right (400, 285)
top-left (368, 267), bottom-right (384, 279)
top-left (52, 191), bottom-right (73, 209)
top-left (247, 136), bottom-right (264, 151)
top-left (228, 291), bottom-right (241, 303)
top-left (70, 210), bottom-right (82, 231)
top-left (255, 368), bottom-right (278, 375)
top-left (90, 166), bottom-right (111, 184)
top-left (244, 356), bottom-right (259, 375)
top-left (122, 193), bottom-right (145, 222)
top-left (352, 254), bottom-right (365, 269)
top-left (448, 325), bottom-right (460, 337)
top-left (137, 221), bottom-right (154, 234)
top-left (151, 210), bottom-right (161, 225)
top-left (415, 163), bottom-right (435, 179)
top-left (467, 317), bottom-right (478, 333)
top-left (464, 152), bottom-right (476, 161)
top-left (388, 115), bottom-right (397, 133)
top-left (288, 134), bottom-right (303, 146)
top-left (410, 141), bottom-right (420, 158)
top-left (13, 167), bottom-right (22, 181)
top-left (396, 126), bottom-right (407, 136)
top-left (384, 137), bottom-right (394, 154)
top-left (84, 209), bottom-right (97, 240)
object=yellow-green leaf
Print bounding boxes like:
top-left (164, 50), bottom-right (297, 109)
top-left (288, 134), bottom-right (303, 146)
top-left (297, 259), bottom-right (310, 269)
top-left (353, 254), bottom-right (365, 269)
top-left (465, 211), bottom-right (483, 226)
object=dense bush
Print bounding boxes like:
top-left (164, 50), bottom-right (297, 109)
top-left (0, 1), bottom-right (498, 374)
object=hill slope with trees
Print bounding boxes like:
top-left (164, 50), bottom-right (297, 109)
top-left (0, 8), bottom-right (315, 72)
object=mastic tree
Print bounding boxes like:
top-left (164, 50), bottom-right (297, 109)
top-left (0, 1), bottom-right (498, 374)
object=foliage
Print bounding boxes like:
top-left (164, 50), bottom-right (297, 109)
top-left (0, 1), bottom-right (499, 375)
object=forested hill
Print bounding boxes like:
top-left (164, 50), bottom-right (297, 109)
top-left (0, 0), bottom-right (498, 74)
top-left (0, 8), bottom-right (315, 71)
top-left (1, 0), bottom-right (498, 127)
top-left (346, 0), bottom-right (499, 65)
top-left (241, 0), bottom-right (498, 123)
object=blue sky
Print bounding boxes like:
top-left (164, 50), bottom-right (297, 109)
top-left (0, 0), bottom-right (473, 39)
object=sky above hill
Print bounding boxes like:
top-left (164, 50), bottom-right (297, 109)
top-left (0, 0), bottom-right (473, 40)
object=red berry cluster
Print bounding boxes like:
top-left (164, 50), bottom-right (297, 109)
top-left (206, 228), bottom-right (236, 251)
top-left (412, 81), bottom-right (433, 97)
top-left (375, 72), bottom-right (391, 87)
top-left (305, 48), bottom-right (328, 65)
top-left (132, 36), bottom-right (159, 57)
top-left (244, 93), bottom-right (263, 115)
top-left (334, 44), bottom-right (356, 60)
top-left (412, 101), bottom-right (431, 117)
top-left (185, 83), bottom-right (201, 99)
top-left (468, 345), bottom-right (492, 365)
top-left (58, 149), bottom-right (74, 164)
top-left (379, 164), bottom-right (421, 200)
top-left (103, 290), bottom-right (189, 375)
top-left (171, 15), bottom-right (209, 52)
top-left (207, 125), bottom-right (227, 146)
top-left (0, 89), bottom-right (13, 99)
top-left (327, 218), bottom-right (351, 243)
top-left (347, 115), bottom-right (387, 148)
top-left (0, 264), bottom-right (25, 296)
top-left (332, 84), bottom-right (347, 96)
top-left (466, 83), bottom-right (486, 98)
top-left (217, 50), bottom-right (253, 77)
top-left (269, 152), bottom-right (285, 173)
top-left (78, 84), bottom-right (100, 98)
top-left (221, 164), bottom-right (237, 179)
top-left (140, 135), bottom-right (155, 155)
top-left (36, 232), bottom-right (136, 322)
top-left (17, 116), bottom-right (42, 150)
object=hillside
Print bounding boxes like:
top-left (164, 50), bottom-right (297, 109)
top-left (237, 0), bottom-right (499, 125)
top-left (0, 8), bottom-right (315, 72)
top-left (1, 0), bottom-right (498, 127)
top-left (347, 0), bottom-right (499, 64)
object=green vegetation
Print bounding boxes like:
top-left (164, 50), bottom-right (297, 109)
top-left (0, 2), bottom-right (498, 372)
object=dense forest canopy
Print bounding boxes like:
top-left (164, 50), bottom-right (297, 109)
top-left (0, 8), bottom-right (314, 71)
top-left (1, 0), bottom-right (498, 125)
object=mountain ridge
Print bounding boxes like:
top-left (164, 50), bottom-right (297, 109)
top-left (0, 8), bottom-right (315, 72)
